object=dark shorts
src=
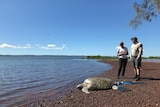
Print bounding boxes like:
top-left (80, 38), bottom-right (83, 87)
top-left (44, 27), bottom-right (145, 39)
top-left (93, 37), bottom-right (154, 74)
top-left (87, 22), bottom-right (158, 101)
top-left (131, 56), bottom-right (141, 67)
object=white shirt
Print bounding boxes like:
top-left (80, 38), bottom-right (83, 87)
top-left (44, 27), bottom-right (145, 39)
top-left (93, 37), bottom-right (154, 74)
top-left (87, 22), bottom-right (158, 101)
top-left (130, 42), bottom-right (143, 57)
top-left (117, 46), bottom-right (128, 59)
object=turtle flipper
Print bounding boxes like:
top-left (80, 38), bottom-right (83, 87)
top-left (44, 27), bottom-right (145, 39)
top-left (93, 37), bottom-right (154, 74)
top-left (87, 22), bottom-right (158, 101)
top-left (76, 84), bottom-right (83, 90)
top-left (82, 87), bottom-right (90, 94)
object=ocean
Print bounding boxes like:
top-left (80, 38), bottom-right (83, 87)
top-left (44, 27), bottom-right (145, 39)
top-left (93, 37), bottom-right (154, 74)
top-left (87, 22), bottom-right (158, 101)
top-left (0, 55), bottom-right (112, 107)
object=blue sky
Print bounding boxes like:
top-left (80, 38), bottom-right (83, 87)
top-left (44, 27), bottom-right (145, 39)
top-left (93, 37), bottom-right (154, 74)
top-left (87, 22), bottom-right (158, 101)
top-left (0, 0), bottom-right (160, 57)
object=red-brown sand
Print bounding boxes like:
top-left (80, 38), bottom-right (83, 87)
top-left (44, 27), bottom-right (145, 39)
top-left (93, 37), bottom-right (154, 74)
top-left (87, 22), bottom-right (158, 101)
top-left (23, 60), bottom-right (160, 107)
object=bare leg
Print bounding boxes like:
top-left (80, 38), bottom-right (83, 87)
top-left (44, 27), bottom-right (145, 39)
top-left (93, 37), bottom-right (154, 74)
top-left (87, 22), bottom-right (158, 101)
top-left (136, 67), bottom-right (140, 75)
top-left (133, 67), bottom-right (137, 79)
top-left (136, 67), bottom-right (140, 81)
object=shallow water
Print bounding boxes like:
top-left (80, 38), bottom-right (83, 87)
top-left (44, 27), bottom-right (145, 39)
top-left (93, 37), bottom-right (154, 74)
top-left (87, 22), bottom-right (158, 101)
top-left (0, 55), bottom-right (111, 106)
top-left (142, 59), bottom-right (160, 63)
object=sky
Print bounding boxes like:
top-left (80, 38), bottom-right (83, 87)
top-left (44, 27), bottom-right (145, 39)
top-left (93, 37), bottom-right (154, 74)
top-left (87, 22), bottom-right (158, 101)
top-left (0, 0), bottom-right (160, 57)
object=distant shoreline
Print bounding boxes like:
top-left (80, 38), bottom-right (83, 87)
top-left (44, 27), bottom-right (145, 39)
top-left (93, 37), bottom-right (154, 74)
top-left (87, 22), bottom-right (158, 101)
top-left (1, 55), bottom-right (160, 61)
top-left (0, 55), bottom-right (86, 57)
top-left (86, 55), bottom-right (160, 60)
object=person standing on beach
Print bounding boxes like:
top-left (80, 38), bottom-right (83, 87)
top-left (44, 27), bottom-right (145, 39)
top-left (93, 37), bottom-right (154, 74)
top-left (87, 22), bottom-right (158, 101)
top-left (117, 42), bottom-right (128, 79)
top-left (130, 37), bottom-right (143, 81)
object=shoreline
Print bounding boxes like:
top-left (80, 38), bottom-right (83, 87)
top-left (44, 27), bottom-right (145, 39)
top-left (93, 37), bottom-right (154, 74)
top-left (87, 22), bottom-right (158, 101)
top-left (24, 60), bottom-right (160, 107)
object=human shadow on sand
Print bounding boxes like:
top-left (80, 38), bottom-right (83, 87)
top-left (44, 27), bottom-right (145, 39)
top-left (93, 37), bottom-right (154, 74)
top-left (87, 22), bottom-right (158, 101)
top-left (141, 77), bottom-right (160, 80)
top-left (142, 69), bottom-right (160, 71)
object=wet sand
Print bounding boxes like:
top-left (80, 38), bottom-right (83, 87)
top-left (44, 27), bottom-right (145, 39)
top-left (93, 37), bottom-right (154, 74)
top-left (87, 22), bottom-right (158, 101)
top-left (24, 60), bottom-right (160, 107)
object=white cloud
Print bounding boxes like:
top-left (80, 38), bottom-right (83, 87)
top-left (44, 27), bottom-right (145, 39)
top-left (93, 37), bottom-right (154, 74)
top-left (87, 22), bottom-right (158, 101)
top-left (0, 43), bottom-right (31, 49)
top-left (38, 44), bottom-right (66, 50)
top-left (0, 43), bottom-right (66, 50)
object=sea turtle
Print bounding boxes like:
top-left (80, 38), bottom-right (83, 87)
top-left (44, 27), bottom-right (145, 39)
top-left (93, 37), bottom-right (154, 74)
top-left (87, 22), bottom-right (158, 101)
top-left (76, 77), bottom-right (115, 94)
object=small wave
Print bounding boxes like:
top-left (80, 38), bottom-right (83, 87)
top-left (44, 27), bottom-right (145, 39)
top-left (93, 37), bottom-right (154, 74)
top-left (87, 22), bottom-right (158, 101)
top-left (0, 56), bottom-right (111, 106)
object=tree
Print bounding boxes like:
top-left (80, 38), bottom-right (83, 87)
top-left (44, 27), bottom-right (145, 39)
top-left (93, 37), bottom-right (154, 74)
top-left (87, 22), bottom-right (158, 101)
top-left (130, 0), bottom-right (160, 29)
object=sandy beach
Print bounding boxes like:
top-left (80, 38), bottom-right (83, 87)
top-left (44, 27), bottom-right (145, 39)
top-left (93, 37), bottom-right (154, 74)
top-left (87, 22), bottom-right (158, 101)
top-left (24, 60), bottom-right (160, 107)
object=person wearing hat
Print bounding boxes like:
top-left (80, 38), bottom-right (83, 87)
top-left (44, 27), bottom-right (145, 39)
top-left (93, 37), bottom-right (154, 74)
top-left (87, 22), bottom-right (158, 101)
top-left (130, 37), bottom-right (143, 81)
top-left (117, 42), bottom-right (128, 79)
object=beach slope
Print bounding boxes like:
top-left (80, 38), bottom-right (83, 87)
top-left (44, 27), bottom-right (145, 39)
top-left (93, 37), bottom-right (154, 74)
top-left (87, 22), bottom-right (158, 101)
top-left (29, 60), bottom-right (160, 107)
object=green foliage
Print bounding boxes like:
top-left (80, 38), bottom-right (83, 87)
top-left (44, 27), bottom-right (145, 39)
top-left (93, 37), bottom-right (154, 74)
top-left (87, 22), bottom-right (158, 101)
top-left (148, 56), bottom-right (160, 59)
top-left (142, 57), bottom-right (148, 59)
top-left (86, 56), bottom-right (160, 59)
top-left (86, 55), bottom-right (118, 59)
top-left (130, 0), bottom-right (160, 29)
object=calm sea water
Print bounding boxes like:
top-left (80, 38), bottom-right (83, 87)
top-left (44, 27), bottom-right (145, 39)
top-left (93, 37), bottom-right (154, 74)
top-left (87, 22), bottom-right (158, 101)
top-left (0, 55), bottom-right (112, 107)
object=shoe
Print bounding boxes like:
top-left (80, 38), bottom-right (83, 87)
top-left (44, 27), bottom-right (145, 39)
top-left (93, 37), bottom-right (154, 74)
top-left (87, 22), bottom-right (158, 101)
top-left (133, 75), bottom-right (137, 79)
top-left (136, 75), bottom-right (140, 81)
top-left (136, 78), bottom-right (140, 81)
